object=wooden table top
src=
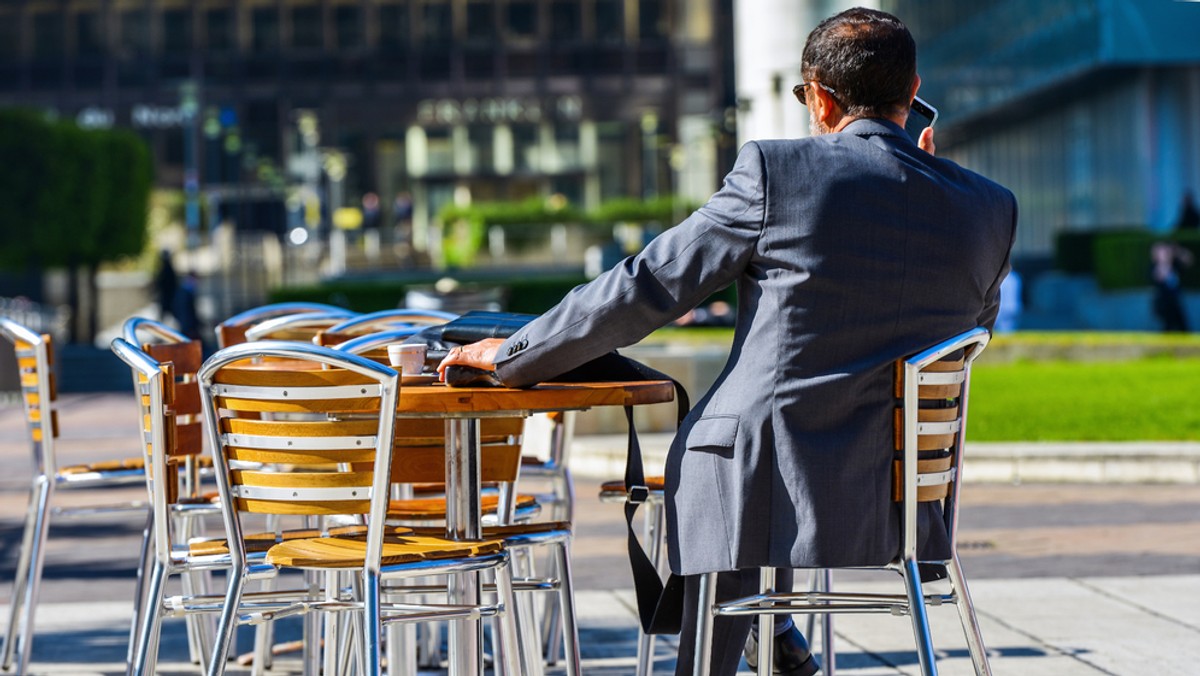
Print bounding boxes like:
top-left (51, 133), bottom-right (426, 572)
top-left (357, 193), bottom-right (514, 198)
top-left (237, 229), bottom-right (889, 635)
top-left (213, 359), bottom-right (674, 417)
top-left (394, 380), bottom-right (675, 416)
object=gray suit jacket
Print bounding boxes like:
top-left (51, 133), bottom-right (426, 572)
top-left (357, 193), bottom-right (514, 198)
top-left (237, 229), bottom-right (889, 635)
top-left (494, 118), bottom-right (1017, 575)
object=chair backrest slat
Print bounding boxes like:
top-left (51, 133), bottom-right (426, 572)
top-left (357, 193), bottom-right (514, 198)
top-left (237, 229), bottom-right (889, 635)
top-left (892, 341), bottom-right (982, 504)
top-left (202, 343), bottom-right (397, 518)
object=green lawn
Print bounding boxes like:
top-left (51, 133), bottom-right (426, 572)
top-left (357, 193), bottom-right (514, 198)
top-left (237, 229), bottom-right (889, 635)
top-left (644, 329), bottom-right (1200, 442)
top-left (969, 357), bottom-right (1200, 441)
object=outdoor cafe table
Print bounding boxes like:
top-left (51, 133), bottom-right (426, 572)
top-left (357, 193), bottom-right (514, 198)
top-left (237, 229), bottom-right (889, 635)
top-left (393, 379), bottom-right (675, 676)
top-left (218, 359), bottom-right (675, 676)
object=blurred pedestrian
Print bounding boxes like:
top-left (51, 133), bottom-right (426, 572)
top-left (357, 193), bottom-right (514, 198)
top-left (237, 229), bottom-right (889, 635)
top-left (995, 268), bottom-right (1023, 332)
top-left (1175, 191), bottom-right (1200, 231)
top-left (173, 271), bottom-right (201, 340)
top-left (153, 250), bottom-right (178, 323)
top-left (1151, 241), bottom-right (1192, 332)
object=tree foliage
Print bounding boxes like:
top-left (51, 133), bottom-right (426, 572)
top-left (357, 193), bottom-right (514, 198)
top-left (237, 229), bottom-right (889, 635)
top-left (0, 108), bottom-right (153, 271)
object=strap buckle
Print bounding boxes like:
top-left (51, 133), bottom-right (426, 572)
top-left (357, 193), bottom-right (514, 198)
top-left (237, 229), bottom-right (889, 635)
top-left (627, 484), bottom-right (650, 504)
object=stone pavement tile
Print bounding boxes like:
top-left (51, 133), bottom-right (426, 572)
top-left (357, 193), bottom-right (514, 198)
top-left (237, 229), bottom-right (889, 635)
top-left (970, 576), bottom-right (1200, 675)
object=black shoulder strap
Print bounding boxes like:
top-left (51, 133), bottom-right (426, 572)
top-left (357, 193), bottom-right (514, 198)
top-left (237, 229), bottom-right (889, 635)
top-left (616, 357), bottom-right (690, 635)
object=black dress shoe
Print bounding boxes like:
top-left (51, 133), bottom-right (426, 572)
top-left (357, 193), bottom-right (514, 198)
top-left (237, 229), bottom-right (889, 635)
top-left (743, 625), bottom-right (821, 676)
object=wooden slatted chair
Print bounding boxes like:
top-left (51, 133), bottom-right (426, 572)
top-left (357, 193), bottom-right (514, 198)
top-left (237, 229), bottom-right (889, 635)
top-left (692, 327), bottom-right (994, 676)
top-left (242, 310), bottom-right (361, 344)
top-left (386, 418), bottom-right (582, 676)
top-left (0, 317), bottom-right (153, 674)
top-left (119, 318), bottom-right (223, 671)
top-left (114, 332), bottom-right (418, 676)
top-left (214, 302), bottom-right (352, 348)
top-left (197, 340), bottom-right (522, 675)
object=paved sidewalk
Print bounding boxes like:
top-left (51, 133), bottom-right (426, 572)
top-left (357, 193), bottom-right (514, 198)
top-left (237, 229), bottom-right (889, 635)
top-left (4, 393), bottom-right (1200, 674)
top-left (6, 573), bottom-right (1200, 674)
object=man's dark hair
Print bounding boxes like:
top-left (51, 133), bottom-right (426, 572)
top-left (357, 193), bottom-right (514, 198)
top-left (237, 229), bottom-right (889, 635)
top-left (800, 7), bottom-right (917, 120)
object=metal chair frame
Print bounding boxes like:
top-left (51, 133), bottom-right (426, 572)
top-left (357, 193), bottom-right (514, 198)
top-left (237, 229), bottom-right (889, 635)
top-left (325, 308), bottom-right (460, 334)
top-left (241, 310), bottom-right (361, 343)
top-left (214, 302), bottom-right (351, 348)
top-left (0, 317), bottom-right (148, 674)
top-left (197, 340), bottom-right (523, 675)
top-left (692, 327), bottom-right (994, 676)
top-left (334, 335), bottom-right (581, 676)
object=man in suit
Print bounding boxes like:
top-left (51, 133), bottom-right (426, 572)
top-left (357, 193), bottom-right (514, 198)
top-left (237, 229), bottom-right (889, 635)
top-left (440, 8), bottom-right (1017, 674)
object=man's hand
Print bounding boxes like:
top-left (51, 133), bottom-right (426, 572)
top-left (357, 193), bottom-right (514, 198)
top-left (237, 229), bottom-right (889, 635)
top-left (436, 338), bottom-right (504, 381)
top-left (919, 127), bottom-right (936, 156)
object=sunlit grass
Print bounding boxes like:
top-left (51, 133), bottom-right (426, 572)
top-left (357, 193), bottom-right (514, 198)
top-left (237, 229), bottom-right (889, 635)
top-left (642, 329), bottom-right (1200, 441)
top-left (969, 357), bottom-right (1200, 441)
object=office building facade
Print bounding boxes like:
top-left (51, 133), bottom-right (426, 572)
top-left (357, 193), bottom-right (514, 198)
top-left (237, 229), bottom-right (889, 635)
top-left (0, 0), bottom-right (737, 253)
top-left (884, 0), bottom-right (1200, 259)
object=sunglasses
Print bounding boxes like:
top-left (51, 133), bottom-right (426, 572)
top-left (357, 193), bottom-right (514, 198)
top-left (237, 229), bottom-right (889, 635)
top-left (793, 82), bottom-right (941, 129)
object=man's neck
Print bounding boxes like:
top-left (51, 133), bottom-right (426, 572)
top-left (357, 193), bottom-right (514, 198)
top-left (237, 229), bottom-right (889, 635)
top-left (831, 114), bottom-right (907, 132)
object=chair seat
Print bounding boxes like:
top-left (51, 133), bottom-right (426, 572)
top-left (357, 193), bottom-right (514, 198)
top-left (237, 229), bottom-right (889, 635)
top-left (266, 534), bottom-right (504, 568)
top-left (599, 476), bottom-right (665, 495)
top-left (58, 455), bottom-right (214, 482)
top-left (387, 493), bottom-right (538, 519)
top-left (410, 521), bottom-right (571, 540)
top-left (188, 525), bottom-right (415, 557)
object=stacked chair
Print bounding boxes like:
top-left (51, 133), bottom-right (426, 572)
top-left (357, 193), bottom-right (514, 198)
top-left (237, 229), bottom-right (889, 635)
top-left (691, 327), bottom-right (994, 676)
top-left (334, 332), bottom-right (581, 675)
top-left (197, 340), bottom-right (527, 674)
top-left (117, 318), bottom-right (224, 673)
top-left (0, 317), bottom-right (157, 674)
top-left (213, 302), bottom-right (352, 348)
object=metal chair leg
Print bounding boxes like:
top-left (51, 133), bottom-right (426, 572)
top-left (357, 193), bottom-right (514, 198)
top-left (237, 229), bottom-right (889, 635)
top-left (692, 572), bottom-right (717, 676)
top-left (131, 561), bottom-right (169, 676)
top-left (555, 540), bottom-right (582, 676)
top-left (635, 501), bottom-right (665, 676)
top-left (804, 569), bottom-right (836, 676)
top-left (126, 511), bottom-right (155, 676)
top-left (1, 484), bottom-right (39, 672)
top-left (3, 476), bottom-right (52, 676)
top-left (902, 558), bottom-right (939, 676)
top-left (947, 555), bottom-right (992, 676)
top-left (757, 568), bottom-right (775, 676)
top-left (494, 560), bottom-right (524, 676)
top-left (206, 568), bottom-right (247, 676)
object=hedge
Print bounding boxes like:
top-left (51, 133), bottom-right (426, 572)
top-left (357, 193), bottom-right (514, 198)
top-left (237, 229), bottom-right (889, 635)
top-left (1092, 230), bottom-right (1200, 290)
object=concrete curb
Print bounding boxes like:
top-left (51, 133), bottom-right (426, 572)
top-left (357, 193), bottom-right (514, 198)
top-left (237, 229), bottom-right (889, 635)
top-left (566, 434), bottom-right (1200, 484)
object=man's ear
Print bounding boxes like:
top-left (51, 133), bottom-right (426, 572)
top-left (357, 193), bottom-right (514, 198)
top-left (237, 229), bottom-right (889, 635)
top-left (812, 84), bottom-right (841, 127)
top-left (909, 74), bottom-right (922, 105)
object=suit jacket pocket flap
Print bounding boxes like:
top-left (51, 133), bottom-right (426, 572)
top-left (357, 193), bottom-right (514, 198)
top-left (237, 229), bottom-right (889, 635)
top-left (686, 415), bottom-right (740, 452)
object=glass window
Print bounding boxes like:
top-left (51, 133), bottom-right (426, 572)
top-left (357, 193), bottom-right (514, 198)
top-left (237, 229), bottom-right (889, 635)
top-left (639, 0), bottom-right (666, 40)
top-left (597, 122), bottom-right (627, 199)
top-left (0, 12), bottom-right (18, 60)
top-left (163, 9), bottom-right (194, 53)
top-left (120, 10), bottom-right (149, 53)
top-left (595, 0), bottom-right (623, 43)
top-left (468, 125), bottom-right (493, 173)
top-left (507, 1), bottom-right (537, 38)
top-left (334, 5), bottom-right (361, 49)
top-left (553, 121), bottom-right (581, 169)
top-left (421, 1), bottom-right (452, 43)
top-left (466, 2), bottom-right (495, 41)
top-left (512, 123), bottom-right (540, 172)
top-left (379, 3), bottom-right (410, 49)
top-left (550, 2), bottom-right (581, 41)
top-left (251, 8), bottom-right (280, 53)
top-left (206, 9), bottom-right (234, 51)
top-left (425, 128), bottom-right (454, 174)
top-left (292, 6), bottom-right (323, 50)
top-left (75, 11), bottom-right (104, 57)
top-left (33, 12), bottom-right (65, 59)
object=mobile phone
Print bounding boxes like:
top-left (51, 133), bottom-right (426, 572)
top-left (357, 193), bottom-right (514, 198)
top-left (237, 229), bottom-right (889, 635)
top-left (905, 95), bottom-right (939, 142)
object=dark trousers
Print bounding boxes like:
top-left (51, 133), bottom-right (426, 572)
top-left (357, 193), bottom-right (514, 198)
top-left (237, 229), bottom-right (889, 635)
top-left (674, 568), bottom-right (795, 675)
